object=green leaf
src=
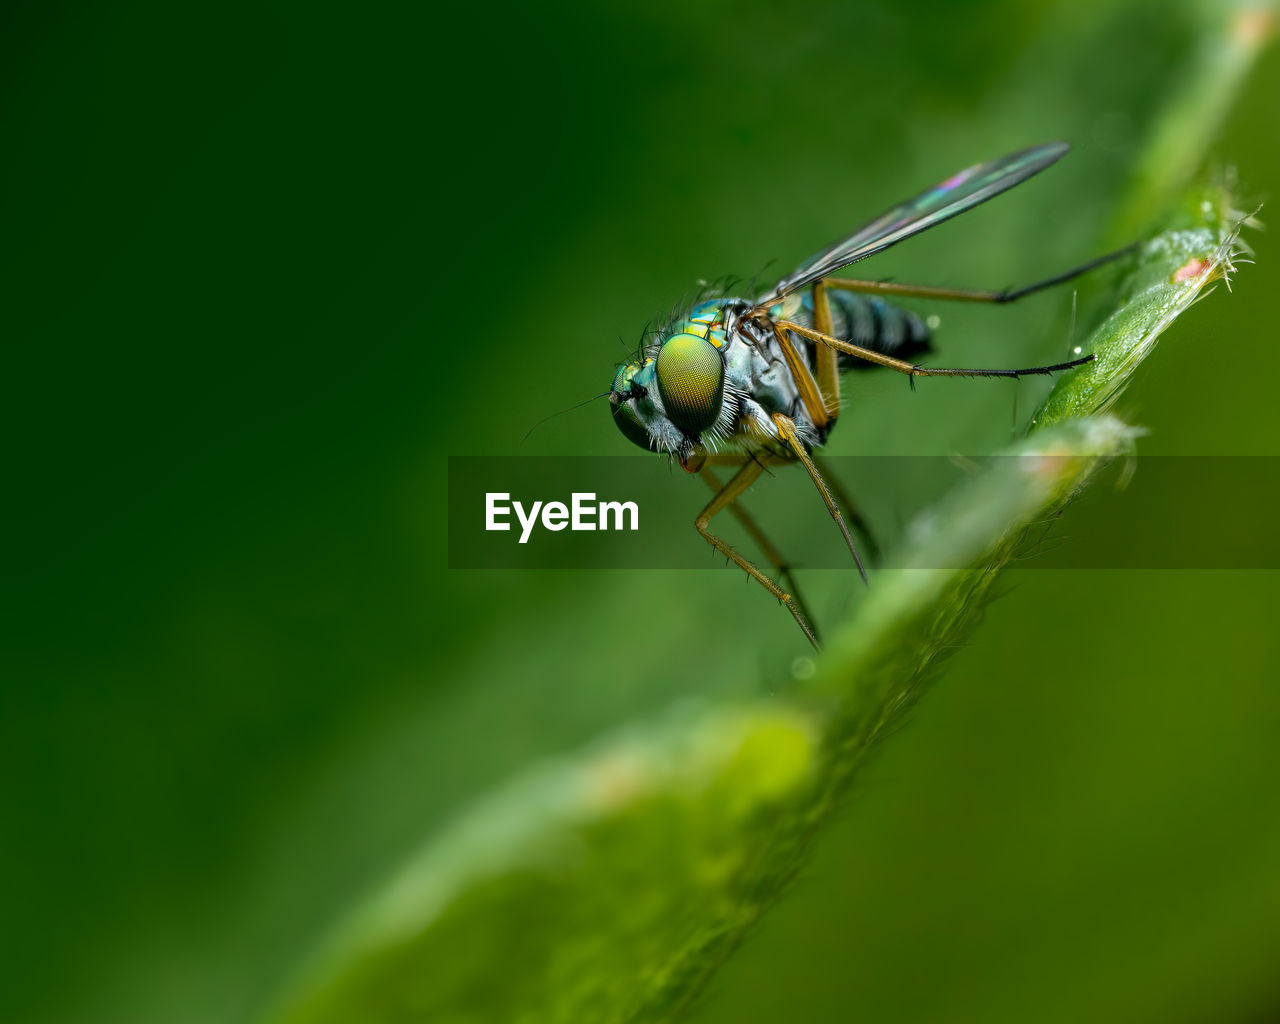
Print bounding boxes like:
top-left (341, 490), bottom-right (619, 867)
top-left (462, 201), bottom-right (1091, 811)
top-left (264, 423), bottom-right (1141, 1024)
top-left (261, 12), bottom-right (1269, 1024)
top-left (266, 151), bottom-right (1256, 1024)
top-left (1031, 187), bottom-right (1253, 426)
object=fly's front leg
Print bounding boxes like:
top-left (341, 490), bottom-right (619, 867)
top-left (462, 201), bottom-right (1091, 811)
top-left (696, 459), bottom-right (819, 649)
top-left (771, 414), bottom-right (867, 584)
top-left (700, 465), bottom-right (821, 644)
top-left (775, 319), bottom-right (1093, 380)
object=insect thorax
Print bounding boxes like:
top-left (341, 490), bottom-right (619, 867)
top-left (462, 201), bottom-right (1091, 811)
top-left (664, 297), bottom-right (821, 457)
top-left (615, 290), bottom-right (931, 463)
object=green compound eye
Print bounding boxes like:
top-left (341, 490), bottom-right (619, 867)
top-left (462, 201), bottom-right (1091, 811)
top-left (655, 333), bottom-right (724, 434)
top-left (609, 362), bottom-right (654, 451)
top-left (611, 363), bottom-right (634, 395)
top-left (611, 399), bottom-right (654, 450)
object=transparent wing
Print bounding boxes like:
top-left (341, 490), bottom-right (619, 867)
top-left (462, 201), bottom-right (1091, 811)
top-left (756, 141), bottom-right (1069, 307)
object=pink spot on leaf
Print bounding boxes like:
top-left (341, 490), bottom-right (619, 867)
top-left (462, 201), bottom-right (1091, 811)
top-left (1173, 257), bottom-right (1210, 284)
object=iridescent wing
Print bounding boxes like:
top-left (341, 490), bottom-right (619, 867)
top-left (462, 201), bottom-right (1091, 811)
top-left (755, 142), bottom-right (1069, 307)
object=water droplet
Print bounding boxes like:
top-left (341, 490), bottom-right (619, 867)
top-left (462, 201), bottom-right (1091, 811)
top-left (791, 656), bottom-right (815, 680)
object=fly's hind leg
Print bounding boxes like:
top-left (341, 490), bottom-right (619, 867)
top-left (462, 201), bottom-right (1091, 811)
top-left (774, 245), bottom-right (1141, 382)
top-left (775, 318), bottom-right (1094, 380)
top-left (819, 242), bottom-right (1139, 305)
top-left (700, 464), bottom-right (821, 644)
top-left (696, 459), bottom-right (819, 649)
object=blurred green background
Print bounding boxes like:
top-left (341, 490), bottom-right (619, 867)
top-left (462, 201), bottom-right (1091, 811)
top-left (4, 0), bottom-right (1279, 1021)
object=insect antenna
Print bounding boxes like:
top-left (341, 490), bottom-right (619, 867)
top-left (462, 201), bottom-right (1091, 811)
top-left (522, 393), bottom-right (612, 442)
top-left (635, 319), bottom-right (659, 364)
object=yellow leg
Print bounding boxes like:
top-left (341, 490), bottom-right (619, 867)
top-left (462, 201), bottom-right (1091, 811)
top-left (699, 452), bottom-right (791, 468)
top-left (821, 242), bottom-right (1139, 304)
top-left (700, 466), bottom-right (820, 644)
top-left (696, 459), bottom-right (818, 649)
top-left (770, 321), bottom-right (833, 430)
top-left (812, 280), bottom-right (842, 418)
top-left (812, 451), bottom-right (880, 566)
top-left (771, 413), bottom-right (867, 583)
top-left (774, 318), bottom-right (1092, 379)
